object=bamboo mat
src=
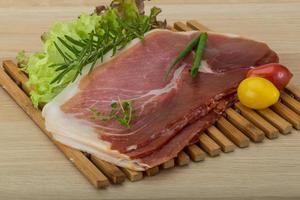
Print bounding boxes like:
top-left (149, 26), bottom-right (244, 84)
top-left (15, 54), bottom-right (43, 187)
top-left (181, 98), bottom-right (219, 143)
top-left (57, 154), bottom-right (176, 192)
top-left (0, 20), bottom-right (300, 189)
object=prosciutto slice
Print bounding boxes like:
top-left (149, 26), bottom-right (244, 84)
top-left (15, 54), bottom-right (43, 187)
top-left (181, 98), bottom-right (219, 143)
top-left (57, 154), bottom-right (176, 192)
top-left (43, 30), bottom-right (278, 171)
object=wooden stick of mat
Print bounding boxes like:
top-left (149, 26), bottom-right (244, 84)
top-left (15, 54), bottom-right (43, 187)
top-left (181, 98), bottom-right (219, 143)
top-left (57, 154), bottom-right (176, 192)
top-left (235, 102), bottom-right (279, 139)
top-left (216, 117), bottom-right (250, 148)
top-left (174, 21), bottom-right (194, 31)
top-left (225, 108), bottom-right (265, 142)
top-left (185, 144), bottom-right (206, 162)
top-left (145, 166), bottom-right (160, 176)
top-left (162, 159), bottom-right (175, 168)
top-left (280, 91), bottom-right (300, 115)
top-left (3, 60), bottom-right (31, 94)
top-left (0, 67), bottom-right (109, 188)
top-left (187, 20), bottom-right (211, 32)
top-left (121, 168), bottom-right (143, 182)
top-left (90, 156), bottom-right (126, 184)
top-left (161, 159), bottom-right (175, 169)
top-left (286, 84), bottom-right (300, 101)
top-left (176, 151), bottom-right (190, 166)
top-left (256, 108), bottom-right (292, 134)
top-left (206, 126), bottom-right (235, 153)
top-left (272, 102), bottom-right (300, 130)
top-left (198, 133), bottom-right (221, 157)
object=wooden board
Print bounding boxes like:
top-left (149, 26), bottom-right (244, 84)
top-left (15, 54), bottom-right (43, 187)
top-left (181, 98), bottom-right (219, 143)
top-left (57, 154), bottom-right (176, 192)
top-left (1, 21), bottom-right (300, 189)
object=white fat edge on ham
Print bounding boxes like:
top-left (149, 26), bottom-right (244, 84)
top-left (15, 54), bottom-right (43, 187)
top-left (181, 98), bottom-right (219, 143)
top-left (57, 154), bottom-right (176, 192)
top-left (199, 60), bottom-right (214, 73)
top-left (135, 64), bottom-right (186, 113)
top-left (42, 29), bottom-right (242, 170)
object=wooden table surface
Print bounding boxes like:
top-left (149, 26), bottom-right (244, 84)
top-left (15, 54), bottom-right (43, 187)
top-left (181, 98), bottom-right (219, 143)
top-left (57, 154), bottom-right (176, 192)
top-left (1, 0), bottom-right (300, 199)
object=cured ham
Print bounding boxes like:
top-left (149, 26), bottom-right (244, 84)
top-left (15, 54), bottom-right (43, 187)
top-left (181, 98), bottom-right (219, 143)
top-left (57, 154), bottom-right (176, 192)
top-left (42, 30), bottom-right (278, 171)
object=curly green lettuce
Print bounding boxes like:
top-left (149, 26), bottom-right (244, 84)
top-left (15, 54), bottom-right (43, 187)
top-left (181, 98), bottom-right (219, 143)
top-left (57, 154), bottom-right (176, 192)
top-left (17, 13), bottom-right (102, 107)
top-left (17, 0), bottom-right (165, 108)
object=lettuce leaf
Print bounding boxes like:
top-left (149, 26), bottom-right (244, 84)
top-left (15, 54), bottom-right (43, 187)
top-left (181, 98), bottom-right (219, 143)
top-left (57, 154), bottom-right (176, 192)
top-left (17, 1), bottom-right (165, 108)
top-left (17, 13), bottom-right (101, 107)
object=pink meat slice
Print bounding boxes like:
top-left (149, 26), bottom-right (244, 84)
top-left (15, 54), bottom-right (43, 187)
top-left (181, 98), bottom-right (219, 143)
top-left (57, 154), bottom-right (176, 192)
top-left (140, 95), bottom-right (235, 167)
top-left (125, 69), bottom-right (243, 159)
top-left (61, 30), bottom-right (278, 167)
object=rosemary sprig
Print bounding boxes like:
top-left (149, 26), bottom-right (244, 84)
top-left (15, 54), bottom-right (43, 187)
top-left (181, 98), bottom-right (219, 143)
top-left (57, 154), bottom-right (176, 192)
top-left (50, 6), bottom-right (163, 85)
top-left (190, 32), bottom-right (208, 78)
top-left (89, 98), bottom-right (133, 128)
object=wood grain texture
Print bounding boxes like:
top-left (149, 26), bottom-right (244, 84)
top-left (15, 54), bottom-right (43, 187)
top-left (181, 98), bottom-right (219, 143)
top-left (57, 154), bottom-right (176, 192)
top-left (206, 126), bottom-right (236, 153)
top-left (3, 60), bottom-right (31, 94)
top-left (235, 102), bottom-right (280, 139)
top-left (185, 144), bottom-right (206, 162)
top-left (160, 159), bottom-right (175, 169)
top-left (257, 108), bottom-right (293, 134)
top-left (90, 156), bottom-right (125, 184)
top-left (198, 133), bottom-right (221, 157)
top-left (216, 117), bottom-right (250, 148)
top-left (272, 102), bottom-right (300, 129)
top-left (225, 108), bottom-right (265, 142)
top-left (175, 151), bottom-right (190, 166)
top-left (286, 84), bottom-right (300, 101)
top-left (0, 0), bottom-right (300, 199)
top-left (145, 167), bottom-right (160, 176)
top-left (281, 91), bottom-right (300, 115)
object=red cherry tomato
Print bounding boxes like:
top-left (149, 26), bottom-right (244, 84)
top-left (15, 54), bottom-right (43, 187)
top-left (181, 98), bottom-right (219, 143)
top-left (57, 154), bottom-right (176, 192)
top-left (246, 63), bottom-right (293, 90)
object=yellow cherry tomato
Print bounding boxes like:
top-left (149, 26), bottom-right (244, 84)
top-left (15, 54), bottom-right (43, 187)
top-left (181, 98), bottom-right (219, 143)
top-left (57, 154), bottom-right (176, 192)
top-left (237, 77), bottom-right (279, 109)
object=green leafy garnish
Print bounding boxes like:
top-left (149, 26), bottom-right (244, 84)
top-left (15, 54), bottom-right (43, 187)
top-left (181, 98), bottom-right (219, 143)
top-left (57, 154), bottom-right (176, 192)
top-left (16, 50), bottom-right (29, 70)
top-left (50, 5), bottom-right (160, 84)
top-left (190, 32), bottom-right (208, 78)
top-left (164, 35), bottom-right (200, 79)
top-left (164, 32), bottom-right (208, 79)
top-left (17, 0), bottom-right (165, 107)
top-left (89, 98), bottom-right (133, 128)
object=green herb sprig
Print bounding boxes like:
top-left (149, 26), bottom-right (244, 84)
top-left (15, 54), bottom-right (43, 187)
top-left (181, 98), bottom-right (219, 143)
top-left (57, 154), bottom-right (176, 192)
top-left (190, 32), bottom-right (208, 77)
top-left (50, 5), bottom-right (164, 85)
top-left (164, 32), bottom-right (208, 79)
top-left (89, 98), bottom-right (133, 128)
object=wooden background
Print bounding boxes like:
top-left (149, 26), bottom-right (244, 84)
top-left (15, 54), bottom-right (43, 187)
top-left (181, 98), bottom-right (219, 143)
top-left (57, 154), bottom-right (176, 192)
top-left (0, 0), bottom-right (300, 199)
